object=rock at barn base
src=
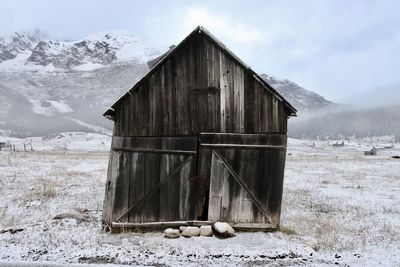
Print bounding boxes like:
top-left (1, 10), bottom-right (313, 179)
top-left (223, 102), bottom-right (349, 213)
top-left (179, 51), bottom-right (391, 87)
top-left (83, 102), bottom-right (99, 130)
top-left (212, 222), bottom-right (235, 237)
top-left (164, 228), bottom-right (180, 238)
top-left (199, 225), bottom-right (213, 237)
top-left (181, 226), bottom-right (200, 237)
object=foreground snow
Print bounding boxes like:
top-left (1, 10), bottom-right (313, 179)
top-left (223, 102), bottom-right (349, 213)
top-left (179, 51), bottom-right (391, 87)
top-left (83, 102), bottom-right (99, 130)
top-left (0, 135), bottom-right (399, 266)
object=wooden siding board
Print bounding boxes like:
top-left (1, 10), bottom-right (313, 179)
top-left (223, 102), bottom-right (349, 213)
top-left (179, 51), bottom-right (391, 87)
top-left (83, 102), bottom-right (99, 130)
top-left (244, 71), bottom-right (254, 133)
top-left (112, 151), bottom-right (130, 223)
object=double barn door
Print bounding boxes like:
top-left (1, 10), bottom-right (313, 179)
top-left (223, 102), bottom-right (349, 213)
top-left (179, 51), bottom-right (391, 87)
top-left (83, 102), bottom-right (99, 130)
top-left (105, 134), bottom-right (286, 226)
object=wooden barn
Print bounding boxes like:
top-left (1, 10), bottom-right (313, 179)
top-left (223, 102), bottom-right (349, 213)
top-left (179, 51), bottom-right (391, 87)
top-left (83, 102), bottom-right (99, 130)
top-left (102, 26), bottom-right (297, 232)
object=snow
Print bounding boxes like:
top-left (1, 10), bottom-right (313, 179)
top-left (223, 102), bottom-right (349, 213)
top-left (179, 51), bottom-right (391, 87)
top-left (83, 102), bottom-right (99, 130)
top-left (30, 99), bottom-right (73, 116)
top-left (0, 52), bottom-right (40, 72)
top-left (83, 31), bottom-right (165, 62)
top-left (72, 62), bottom-right (104, 71)
top-left (65, 118), bottom-right (112, 136)
top-left (0, 30), bottom-right (165, 73)
top-left (0, 135), bottom-right (399, 266)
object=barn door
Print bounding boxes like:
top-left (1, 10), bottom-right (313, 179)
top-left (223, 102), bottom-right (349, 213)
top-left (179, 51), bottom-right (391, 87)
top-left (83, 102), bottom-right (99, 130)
top-left (199, 133), bottom-right (287, 225)
top-left (207, 150), bottom-right (272, 224)
top-left (111, 136), bottom-right (197, 223)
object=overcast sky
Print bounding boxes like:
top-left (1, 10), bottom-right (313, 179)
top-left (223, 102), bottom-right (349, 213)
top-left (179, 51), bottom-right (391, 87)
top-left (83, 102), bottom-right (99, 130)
top-left (1, 0), bottom-right (400, 102)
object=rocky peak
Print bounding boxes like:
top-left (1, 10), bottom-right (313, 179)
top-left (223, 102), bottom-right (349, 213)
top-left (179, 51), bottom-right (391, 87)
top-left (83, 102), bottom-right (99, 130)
top-left (261, 74), bottom-right (333, 110)
top-left (24, 32), bottom-right (163, 69)
top-left (0, 31), bottom-right (42, 62)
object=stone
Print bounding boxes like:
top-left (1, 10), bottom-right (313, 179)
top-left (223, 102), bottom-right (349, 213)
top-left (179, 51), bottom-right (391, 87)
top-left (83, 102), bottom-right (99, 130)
top-left (181, 226), bottom-right (200, 237)
top-left (164, 228), bottom-right (180, 238)
top-left (212, 222), bottom-right (235, 237)
top-left (199, 225), bottom-right (213, 237)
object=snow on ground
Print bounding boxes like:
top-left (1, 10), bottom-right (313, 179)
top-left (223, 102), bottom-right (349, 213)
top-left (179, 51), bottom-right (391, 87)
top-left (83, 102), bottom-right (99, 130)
top-left (0, 135), bottom-right (399, 266)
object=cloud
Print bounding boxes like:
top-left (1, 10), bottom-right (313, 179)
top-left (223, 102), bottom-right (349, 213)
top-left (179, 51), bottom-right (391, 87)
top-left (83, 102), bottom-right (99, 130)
top-left (183, 7), bottom-right (266, 44)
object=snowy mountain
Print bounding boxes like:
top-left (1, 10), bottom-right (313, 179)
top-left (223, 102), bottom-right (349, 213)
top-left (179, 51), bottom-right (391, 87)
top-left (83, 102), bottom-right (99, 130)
top-left (0, 31), bottom-right (42, 62)
top-left (26, 32), bottom-right (160, 70)
top-left (261, 74), bottom-right (333, 110)
top-left (0, 31), bottom-right (165, 136)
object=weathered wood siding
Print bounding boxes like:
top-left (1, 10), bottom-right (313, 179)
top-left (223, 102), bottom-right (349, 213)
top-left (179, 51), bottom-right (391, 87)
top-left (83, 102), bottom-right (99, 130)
top-left (199, 133), bottom-right (287, 226)
top-left (103, 136), bottom-right (198, 223)
top-left (113, 34), bottom-right (289, 137)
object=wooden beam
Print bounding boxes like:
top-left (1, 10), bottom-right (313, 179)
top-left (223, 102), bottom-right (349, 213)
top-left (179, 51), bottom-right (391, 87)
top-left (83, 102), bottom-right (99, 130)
top-left (110, 221), bottom-right (277, 232)
top-left (200, 144), bottom-right (286, 150)
top-left (112, 147), bottom-right (196, 156)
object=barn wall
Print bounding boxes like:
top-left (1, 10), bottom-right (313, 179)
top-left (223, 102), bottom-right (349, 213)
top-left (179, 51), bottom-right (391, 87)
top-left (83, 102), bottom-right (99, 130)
top-left (113, 33), bottom-right (289, 137)
top-left (104, 29), bottom-right (292, 228)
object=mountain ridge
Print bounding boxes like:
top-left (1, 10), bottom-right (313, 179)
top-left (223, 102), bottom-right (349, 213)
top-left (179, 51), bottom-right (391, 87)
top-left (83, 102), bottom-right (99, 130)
top-left (0, 30), bottom-right (333, 137)
top-left (261, 74), bottom-right (333, 110)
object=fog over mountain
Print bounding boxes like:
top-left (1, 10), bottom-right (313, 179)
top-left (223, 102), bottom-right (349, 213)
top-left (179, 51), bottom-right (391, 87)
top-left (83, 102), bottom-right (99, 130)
top-left (341, 82), bottom-right (400, 108)
top-left (0, 30), bottom-right (399, 139)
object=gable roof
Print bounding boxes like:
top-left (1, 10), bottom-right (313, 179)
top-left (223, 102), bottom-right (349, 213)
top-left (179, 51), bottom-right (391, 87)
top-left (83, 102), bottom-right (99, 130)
top-left (104, 26), bottom-right (297, 119)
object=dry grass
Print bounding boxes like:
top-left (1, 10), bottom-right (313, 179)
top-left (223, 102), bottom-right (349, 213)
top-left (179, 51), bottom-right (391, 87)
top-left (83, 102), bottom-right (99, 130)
top-left (279, 226), bottom-right (297, 235)
top-left (35, 177), bottom-right (57, 199)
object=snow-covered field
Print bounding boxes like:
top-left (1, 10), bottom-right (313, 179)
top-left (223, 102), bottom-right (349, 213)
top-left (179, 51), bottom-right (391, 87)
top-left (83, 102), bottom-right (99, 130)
top-left (0, 133), bottom-right (399, 266)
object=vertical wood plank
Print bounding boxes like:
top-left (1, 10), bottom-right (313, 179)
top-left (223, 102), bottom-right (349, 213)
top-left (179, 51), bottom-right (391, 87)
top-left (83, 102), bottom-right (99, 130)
top-left (112, 152), bottom-right (129, 222)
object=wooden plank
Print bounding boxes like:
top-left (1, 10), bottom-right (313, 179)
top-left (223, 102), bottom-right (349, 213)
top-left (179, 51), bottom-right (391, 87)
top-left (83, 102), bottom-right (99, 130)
top-left (113, 147), bottom-right (196, 155)
top-left (231, 222), bottom-right (277, 232)
top-left (272, 97), bottom-right (279, 132)
top-left (244, 71), bottom-right (254, 133)
top-left (136, 84), bottom-right (146, 136)
top-left (102, 150), bottom-right (120, 225)
top-left (220, 161), bottom-right (231, 221)
top-left (265, 90), bottom-right (273, 132)
top-left (112, 152), bottom-right (130, 222)
top-left (179, 155), bottom-right (192, 220)
top-left (200, 144), bottom-right (286, 150)
top-left (170, 55), bottom-right (178, 135)
top-left (208, 152), bottom-right (224, 221)
top-left (238, 65), bottom-right (245, 133)
top-left (219, 51), bottom-right (226, 132)
top-left (143, 138), bottom-right (161, 222)
top-left (267, 149), bottom-right (286, 226)
top-left (175, 48), bottom-right (183, 135)
top-left (228, 57), bottom-right (235, 132)
top-left (239, 199), bottom-right (254, 223)
top-left (158, 153), bottom-right (170, 222)
top-left (166, 154), bottom-right (178, 221)
top-left (164, 59), bottom-right (173, 135)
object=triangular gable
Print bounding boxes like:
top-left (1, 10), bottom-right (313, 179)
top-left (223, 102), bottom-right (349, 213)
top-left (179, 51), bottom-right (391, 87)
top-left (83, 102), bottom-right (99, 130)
top-left (104, 26), bottom-right (297, 120)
